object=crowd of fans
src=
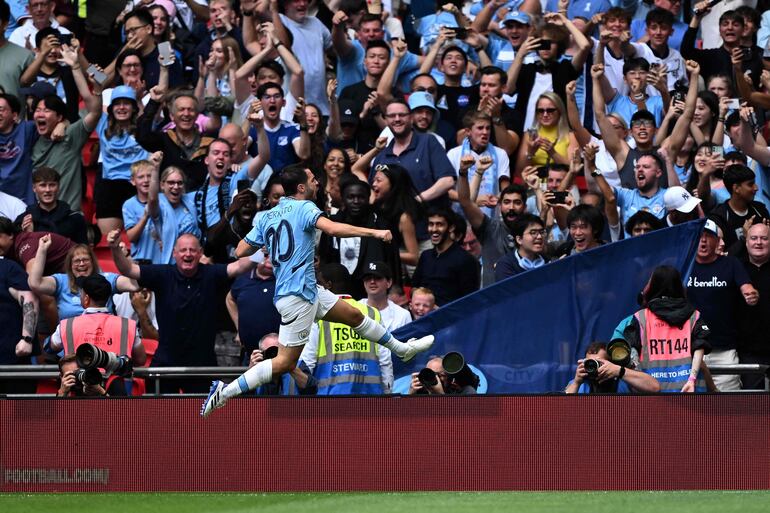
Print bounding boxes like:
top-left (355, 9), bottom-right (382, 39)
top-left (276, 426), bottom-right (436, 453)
top-left (0, 0), bottom-right (769, 395)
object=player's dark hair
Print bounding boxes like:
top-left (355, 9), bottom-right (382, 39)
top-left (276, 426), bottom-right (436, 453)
top-left (280, 164), bottom-right (310, 195)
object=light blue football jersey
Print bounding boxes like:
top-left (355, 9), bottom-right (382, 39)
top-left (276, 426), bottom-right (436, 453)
top-left (244, 197), bottom-right (322, 303)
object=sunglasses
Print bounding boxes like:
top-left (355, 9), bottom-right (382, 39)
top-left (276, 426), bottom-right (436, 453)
top-left (536, 108), bottom-right (557, 115)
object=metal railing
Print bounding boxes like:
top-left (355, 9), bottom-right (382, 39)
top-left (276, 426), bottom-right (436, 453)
top-left (1, 364), bottom-right (768, 395)
top-left (0, 365), bottom-right (250, 396)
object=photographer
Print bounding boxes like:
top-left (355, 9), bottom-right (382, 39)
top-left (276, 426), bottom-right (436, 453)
top-left (565, 342), bottom-right (661, 394)
top-left (48, 275), bottom-right (145, 395)
top-left (56, 354), bottom-right (107, 397)
top-left (249, 333), bottom-right (316, 396)
top-left (408, 355), bottom-right (478, 395)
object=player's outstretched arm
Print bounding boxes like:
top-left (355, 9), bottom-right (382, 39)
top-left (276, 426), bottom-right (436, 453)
top-left (316, 217), bottom-right (392, 243)
top-left (235, 239), bottom-right (260, 257)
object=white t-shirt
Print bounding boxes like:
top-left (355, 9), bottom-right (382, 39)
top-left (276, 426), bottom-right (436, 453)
top-left (0, 191), bottom-right (26, 221)
top-left (279, 14), bottom-right (332, 116)
top-left (9, 18), bottom-right (70, 49)
top-left (634, 44), bottom-right (688, 91)
top-left (360, 299), bottom-right (412, 332)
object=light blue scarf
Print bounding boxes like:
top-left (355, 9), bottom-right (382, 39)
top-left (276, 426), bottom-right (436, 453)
top-left (460, 137), bottom-right (501, 217)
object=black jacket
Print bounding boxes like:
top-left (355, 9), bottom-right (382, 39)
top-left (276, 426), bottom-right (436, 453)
top-left (16, 202), bottom-right (87, 244)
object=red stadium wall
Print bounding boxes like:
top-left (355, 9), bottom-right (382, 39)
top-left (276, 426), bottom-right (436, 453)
top-left (2, 395), bottom-right (769, 492)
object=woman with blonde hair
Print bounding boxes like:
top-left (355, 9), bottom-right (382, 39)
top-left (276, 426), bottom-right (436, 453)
top-left (515, 92), bottom-right (578, 171)
top-left (28, 237), bottom-right (140, 323)
top-left (146, 164), bottom-right (200, 264)
top-left (196, 36), bottom-right (243, 102)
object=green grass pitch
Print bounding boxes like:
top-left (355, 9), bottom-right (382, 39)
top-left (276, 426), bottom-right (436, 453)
top-left (2, 491), bottom-right (770, 513)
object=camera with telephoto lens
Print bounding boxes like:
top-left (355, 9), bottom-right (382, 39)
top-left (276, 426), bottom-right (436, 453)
top-left (261, 346), bottom-right (279, 360)
top-left (417, 367), bottom-right (439, 390)
top-left (76, 343), bottom-right (133, 377)
top-left (442, 352), bottom-right (479, 392)
top-left (584, 339), bottom-right (632, 393)
top-left (72, 367), bottom-right (103, 387)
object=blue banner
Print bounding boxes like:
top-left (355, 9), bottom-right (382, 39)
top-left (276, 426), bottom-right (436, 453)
top-left (392, 220), bottom-right (706, 393)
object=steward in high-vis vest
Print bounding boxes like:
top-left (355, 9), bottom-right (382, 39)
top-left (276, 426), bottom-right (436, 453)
top-left (305, 296), bottom-right (387, 395)
top-left (48, 275), bottom-right (147, 366)
top-left (623, 296), bottom-right (711, 393)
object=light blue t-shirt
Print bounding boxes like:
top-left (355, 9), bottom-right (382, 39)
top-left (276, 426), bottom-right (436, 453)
top-left (244, 196), bottom-right (322, 303)
top-left (96, 113), bottom-right (150, 181)
top-left (607, 94), bottom-right (664, 127)
top-left (614, 186), bottom-right (667, 229)
top-left (336, 39), bottom-right (421, 95)
top-left (53, 272), bottom-right (119, 320)
top-left (4, 1), bottom-right (27, 38)
top-left (488, 36), bottom-right (517, 71)
top-left (122, 195), bottom-right (164, 263)
top-left (188, 176), bottom-right (235, 232)
top-left (154, 194), bottom-right (200, 264)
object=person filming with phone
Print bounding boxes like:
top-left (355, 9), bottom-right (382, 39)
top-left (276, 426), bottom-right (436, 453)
top-left (682, 3), bottom-right (762, 90)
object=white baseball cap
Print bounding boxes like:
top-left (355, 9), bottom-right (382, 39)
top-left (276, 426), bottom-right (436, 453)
top-left (664, 186), bottom-right (701, 213)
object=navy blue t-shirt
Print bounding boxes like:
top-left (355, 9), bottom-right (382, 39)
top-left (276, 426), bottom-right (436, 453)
top-left (0, 259), bottom-right (30, 364)
top-left (138, 264), bottom-right (230, 366)
top-left (230, 271), bottom-right (281, 355)
top-left (686, 256), bottom-right (750, 350)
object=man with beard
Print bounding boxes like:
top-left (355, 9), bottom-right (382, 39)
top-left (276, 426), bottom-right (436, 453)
top-left (201, 165), bottom-right (434, 416)
top-left (494, 214), bottom-right (548, 281)
top-left (682, 4), bottom-right (762, 89)
top-left (109, 230), bottom-right (255, 392)
top-left (339, 40), bottom-right (393, 151)
top-left (411, 208), bottom-right (480, 305)
top-left (591, 60), bottom-right (699, 190)
top-left (318, 177), bottom-right (396, 298)
top-left (371, 100), bottom-right (456, 209)
top-left (456, 152), bottom-right (527, 287)
top-left (592, 152), bottom-right (677, 233)
top-left (737, 223), bottom-right (770, 389)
